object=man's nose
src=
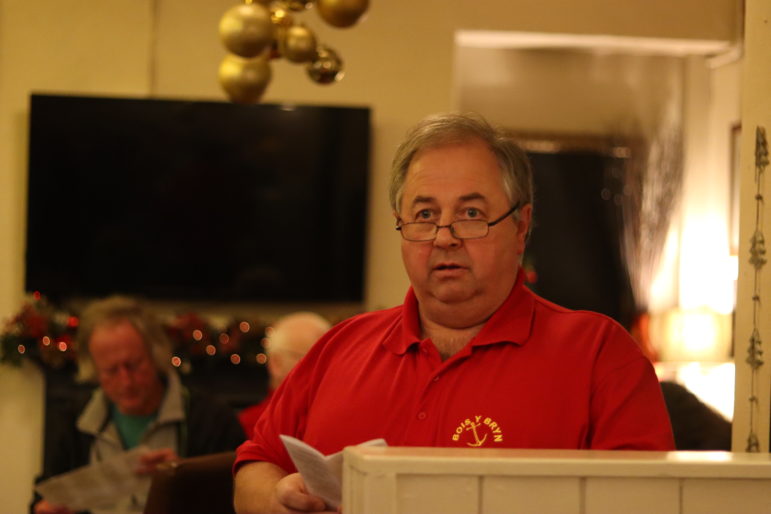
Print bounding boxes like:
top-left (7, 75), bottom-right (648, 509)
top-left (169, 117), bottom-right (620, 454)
top-left (115, 365), bottom-right (134, 383)
top-left (433, 222), bottom-right (461, 248)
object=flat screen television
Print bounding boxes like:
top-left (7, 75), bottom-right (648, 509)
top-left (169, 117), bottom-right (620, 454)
top-left (26, 94), bottom-right (370, 303)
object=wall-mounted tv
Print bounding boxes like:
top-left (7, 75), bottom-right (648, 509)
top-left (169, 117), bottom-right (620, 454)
top-left (26, 94), bottom-right (370, 303)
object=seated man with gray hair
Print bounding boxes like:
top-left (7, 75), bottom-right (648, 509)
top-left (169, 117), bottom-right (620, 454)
top-left (33, 296), bottom-right (245, 514)
top-left (239, 312), bottom-right (331, 439)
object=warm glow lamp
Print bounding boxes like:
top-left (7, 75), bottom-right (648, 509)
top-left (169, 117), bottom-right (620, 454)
top-left (651, 307), bottom-right (733, 362)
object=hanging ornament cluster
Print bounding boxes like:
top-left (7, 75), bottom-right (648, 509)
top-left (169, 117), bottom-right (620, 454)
top-left (218, 0), bottom-right (369, 104)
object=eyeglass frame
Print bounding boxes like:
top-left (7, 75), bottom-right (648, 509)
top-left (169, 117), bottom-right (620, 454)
top-left (396, 202), bottom-right (522, 242)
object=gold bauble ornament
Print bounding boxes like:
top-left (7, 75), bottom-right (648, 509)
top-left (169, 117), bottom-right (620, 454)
top-left (270, 2), bottom-right (295, 28)
top-left (316, 0), bottom-right (369, 28)
top-left (280, 24), bottom-right (318, 63)
top-left (286, 0), bottom-right (314, 11)
top-left (219, 3), bottom-right (275, 58)
top-left (306, 46), bottom-right (344, 84)
top-left (218, 54), bottom-right (272, 104)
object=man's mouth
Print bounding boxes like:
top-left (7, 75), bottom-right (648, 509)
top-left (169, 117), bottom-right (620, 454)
top-left (434, 263), bottom-right (464, 271)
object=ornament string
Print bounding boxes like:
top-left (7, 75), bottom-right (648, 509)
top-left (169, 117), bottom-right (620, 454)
top-left (746, 126), bottom-right (767, 452)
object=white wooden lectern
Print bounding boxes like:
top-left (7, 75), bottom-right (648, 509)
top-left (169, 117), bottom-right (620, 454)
top-left (343, 447), bottom-right (771, 514)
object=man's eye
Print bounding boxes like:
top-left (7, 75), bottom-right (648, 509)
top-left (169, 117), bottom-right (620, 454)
top-left (465, 207), bottom-right (481, 218)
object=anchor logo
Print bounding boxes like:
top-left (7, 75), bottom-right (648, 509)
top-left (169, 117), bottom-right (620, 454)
top-left (451, 415), bottom-right (504, 447)
top-left (465, 421), bottom-right (488, 447)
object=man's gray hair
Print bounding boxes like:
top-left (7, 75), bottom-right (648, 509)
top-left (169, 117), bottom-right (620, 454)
top-left (388, 112), bottom-right (533, 219)
top-left (76, 296), bottom-right (172, 382)
top-left (265, 311), bottom-right (331, 356)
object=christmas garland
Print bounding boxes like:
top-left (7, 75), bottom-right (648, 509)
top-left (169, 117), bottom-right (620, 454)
top-left (0, 293), bottom-right (268, 374)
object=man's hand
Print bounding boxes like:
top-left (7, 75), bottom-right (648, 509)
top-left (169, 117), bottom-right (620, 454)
top-left (135, 447), bottom-right (179, 475)
top-left (32, 499), bottom-right (74, 514)
top-left (274, 472), bottom-right (330, 512)
top-left (234, 461), bottom-right (337, 513)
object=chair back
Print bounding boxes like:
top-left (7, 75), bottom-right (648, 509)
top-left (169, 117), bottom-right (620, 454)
top-left (144, 451), bottom-right (236, 514)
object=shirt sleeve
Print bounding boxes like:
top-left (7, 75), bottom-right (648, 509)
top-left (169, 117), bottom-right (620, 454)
top-left (237, 389), bottom-right (276, 440)
top-left (233, 378), bottom-right (303, 473)
top-left (234, 320), bottom-right (350, 473)
top-left (588, 323), bottom-right (675, 450)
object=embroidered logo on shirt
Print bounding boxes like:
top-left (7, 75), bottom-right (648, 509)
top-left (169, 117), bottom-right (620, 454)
top-left (451, 415), bottom-right (504, 446)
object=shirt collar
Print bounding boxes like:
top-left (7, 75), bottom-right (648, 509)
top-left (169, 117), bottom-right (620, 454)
top-left (77, 370), bottom-right (185, 435)
top-left (386, 269), bottom-right (535, 354)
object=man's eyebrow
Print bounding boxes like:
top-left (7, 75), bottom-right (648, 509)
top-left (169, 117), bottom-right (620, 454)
top-left (410, 195), bottom-right (436, 206)
top-left (459, 193), bottom-right (486, 203)
top-left (409, 193), bottom-right (488, 207)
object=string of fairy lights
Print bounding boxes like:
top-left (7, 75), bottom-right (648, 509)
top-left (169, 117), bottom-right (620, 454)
top-left (0, 293), bottom-right (271, 373)
top-left (217, 0), bottom-right (369, 104)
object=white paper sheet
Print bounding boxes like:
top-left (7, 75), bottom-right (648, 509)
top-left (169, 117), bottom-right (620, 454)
top-left (35, 446), bottom-right (150, 511)
top-left (280, 435), bottom-right (386, 510)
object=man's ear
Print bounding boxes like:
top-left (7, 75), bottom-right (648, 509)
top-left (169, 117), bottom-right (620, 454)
top-left (267, 351), bottom-right (282, 378)
top-left (516, 203), bottom-right (533, 252)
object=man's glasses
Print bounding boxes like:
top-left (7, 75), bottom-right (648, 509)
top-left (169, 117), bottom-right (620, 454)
top-left (396, 203), bottom-right (521, 242)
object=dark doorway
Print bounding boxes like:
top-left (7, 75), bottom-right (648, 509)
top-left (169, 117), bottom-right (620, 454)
top-left (524, 148), bottom-right (635, 329)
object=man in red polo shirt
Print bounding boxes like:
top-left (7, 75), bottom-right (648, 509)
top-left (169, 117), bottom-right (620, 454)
top-left (233, 113), bottom-right (674, 513)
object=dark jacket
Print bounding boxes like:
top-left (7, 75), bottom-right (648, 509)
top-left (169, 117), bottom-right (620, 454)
top-left (31, 379), bottom-right (245, 512)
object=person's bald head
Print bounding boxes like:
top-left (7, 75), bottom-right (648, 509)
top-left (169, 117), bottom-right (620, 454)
top-left (265, 312), bottom-right (331, 388)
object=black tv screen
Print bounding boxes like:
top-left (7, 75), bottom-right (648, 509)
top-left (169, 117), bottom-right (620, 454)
top-left (26, 94), bottom-right (370, 303)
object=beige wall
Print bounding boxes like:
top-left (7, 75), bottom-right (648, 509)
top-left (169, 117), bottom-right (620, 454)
top-left (0, 0), bottom-right (740, 510)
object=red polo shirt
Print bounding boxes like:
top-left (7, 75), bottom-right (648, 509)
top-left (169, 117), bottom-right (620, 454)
top-left (238, 389), bottom-right (274, 439)
top-left (235, 273), bottom-right (674, 473)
